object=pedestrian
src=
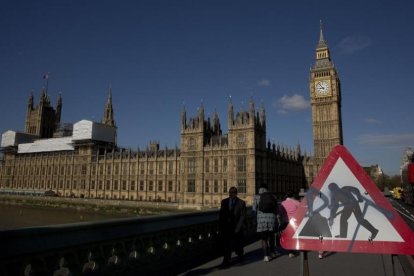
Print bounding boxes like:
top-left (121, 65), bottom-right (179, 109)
top-left (281, 190), bottom-right (300, 258)
top-left (253, 187), bottom-right (278, 262)
top-left (318, 250), bottom-right (325, 259)
top-left (219, 186), bottom-right (246, 267)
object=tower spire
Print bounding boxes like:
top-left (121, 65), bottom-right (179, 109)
top-left (55, 92), bottom-right (62, 128)
top-left (102, 86), bottom-right (115, 126)
top-left (314, 20), bottom-right (332, 67)
top-left (181, 103), bottom-right (187, 130)
top-left (228, 95), bottom-right (234, 128)
top-left (28, 91), bottom-right (34, 109)
top-left (317, 20), bottom-right (328, 49)
top-left (319, 20), bottom-right (324, 42)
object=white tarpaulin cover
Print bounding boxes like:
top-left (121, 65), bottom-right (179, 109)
top-left (2, 120), bottom-right (116, 153)
top-left (72, 120), bottom-right (116, 143)
top-left (1, 131), bottom-right (37, 147)
top-left (18, 137), bottom-right (74, 153)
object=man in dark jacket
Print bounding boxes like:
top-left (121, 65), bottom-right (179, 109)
top-left (219, 186), bottom-right (246, 267)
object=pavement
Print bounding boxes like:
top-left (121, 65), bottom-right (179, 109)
top-left (178, 240), bottom-right (414, 276)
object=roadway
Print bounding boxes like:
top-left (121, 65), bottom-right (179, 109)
top-left (179, 240), bottom-right (414, 276)
top-left (390, 198), bottom-right (414, 230)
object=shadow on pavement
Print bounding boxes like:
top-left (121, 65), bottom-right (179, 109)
top-left (181, 247), bottom-right (263, 275)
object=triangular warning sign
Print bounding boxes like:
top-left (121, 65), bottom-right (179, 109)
top-left (281, 145), bottom-right (414, 254)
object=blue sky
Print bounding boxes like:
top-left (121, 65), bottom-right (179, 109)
top-left (1, 0), bottom-right (413, 176)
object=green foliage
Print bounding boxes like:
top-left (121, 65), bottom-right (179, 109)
top-left (372, 174), bottom-right (401, 190)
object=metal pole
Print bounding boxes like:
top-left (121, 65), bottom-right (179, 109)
top-left (391, 254), bottom-right (396, 276)
top-left (300, 251), bottom-right (310, 276)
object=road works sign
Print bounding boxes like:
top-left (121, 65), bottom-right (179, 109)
top-left (281, 145), bottom-right (414, 254)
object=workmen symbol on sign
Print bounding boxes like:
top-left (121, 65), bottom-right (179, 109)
top-left (299, 182), bottom-right (393, 241)
top-left (327, 182), bottom-right (379, 241)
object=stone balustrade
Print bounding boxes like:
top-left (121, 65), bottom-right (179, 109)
top-left (1, 208), bottom-right (256, 275)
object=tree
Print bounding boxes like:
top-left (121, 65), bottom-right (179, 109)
top-left (388, 174), bottom-right (401, 189)
top-left (371, 174), bottom-right (400, 191)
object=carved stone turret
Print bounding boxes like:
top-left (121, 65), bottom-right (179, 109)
top-left (24, 89), bottom-right (61, 138)
top-left (102, 87), bottom-right (115, 127)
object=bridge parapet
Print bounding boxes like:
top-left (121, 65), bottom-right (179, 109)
top-left (1, 208), bottom-right (255, 275)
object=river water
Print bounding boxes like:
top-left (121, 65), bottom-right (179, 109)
top-left (0, 204), bottom-right (132, 231)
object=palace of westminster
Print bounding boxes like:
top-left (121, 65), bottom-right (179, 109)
top-left (0, 26), bottom-right (343, 206)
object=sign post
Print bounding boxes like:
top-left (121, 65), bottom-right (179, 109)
top-left (300, 251), bottom-right (309, 276)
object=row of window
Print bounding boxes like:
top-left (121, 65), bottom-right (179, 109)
top-left (186, 179), bottom-right (246, 193)
top-left (316, 51), bottom-right (329, 60)
top-left (8, 156), bottom-right (248, 177)
top-left (314, 70), bottom-right (331, 78)
top-left (6, 179), bottom-right (180, 193)
top-left (4, 159), bottom-right (304, 181)
top-left (188, 134), bottom-right (246, 150)
top-left (4, 162), bottom-right (177, 176)
top-left (188, 157), bottom-right (246, 173)
top-left (4, 178), bottom-right (247, 194)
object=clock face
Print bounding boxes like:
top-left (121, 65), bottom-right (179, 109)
top-left (315, 81), bottom-right (330, 95)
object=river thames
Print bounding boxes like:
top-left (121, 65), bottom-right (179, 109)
top-left (0, 204), bottom-right (132, 230)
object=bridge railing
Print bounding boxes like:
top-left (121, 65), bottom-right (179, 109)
top-left (1, 208), bottom-right (256, 275)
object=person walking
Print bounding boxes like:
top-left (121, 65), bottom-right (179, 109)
top-left (281, 190), bottom-right (300, 258)
top-left (253, 187), bottom-right (278, 262)
top-left (219, 186), bottom-right (246, 267)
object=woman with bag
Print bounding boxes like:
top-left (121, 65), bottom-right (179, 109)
top-left (252, 186), bottom-right (278, 262)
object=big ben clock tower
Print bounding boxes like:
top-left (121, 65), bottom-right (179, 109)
top-left (310, 21), bottom-right (343, 171)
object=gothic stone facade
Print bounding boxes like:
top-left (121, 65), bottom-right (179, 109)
top-left (0, 96), bottom-right (306, 206)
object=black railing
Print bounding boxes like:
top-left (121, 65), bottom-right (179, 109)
top-left (1, 208), bottom-right (256, 275)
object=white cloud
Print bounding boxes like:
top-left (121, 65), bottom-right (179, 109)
top-left (364, 118), bottom-right (381, 124)
top-left (274, 94), bottom-right (309, 114)
top-left (257, 79), bottom-right (270, 87)
top-left (337, 35), bottom-right (371, 55)
top-left (356, 133), bottom-right (414, 146)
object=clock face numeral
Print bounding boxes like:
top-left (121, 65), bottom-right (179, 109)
top-left (315, 81), bottom-right (330, 95)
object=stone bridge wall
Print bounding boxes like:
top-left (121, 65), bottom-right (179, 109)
top-left (1, 208), bottom-right (256, 275)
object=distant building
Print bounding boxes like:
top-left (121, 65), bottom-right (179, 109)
top-left (0, 23), bottom-right (344, 206)
top-left (0, 91), bottom-right (306, 206)
top-left (400, 147), bottom-right (414, 173)
top-left (363, 165), bottom-right (384, 181)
